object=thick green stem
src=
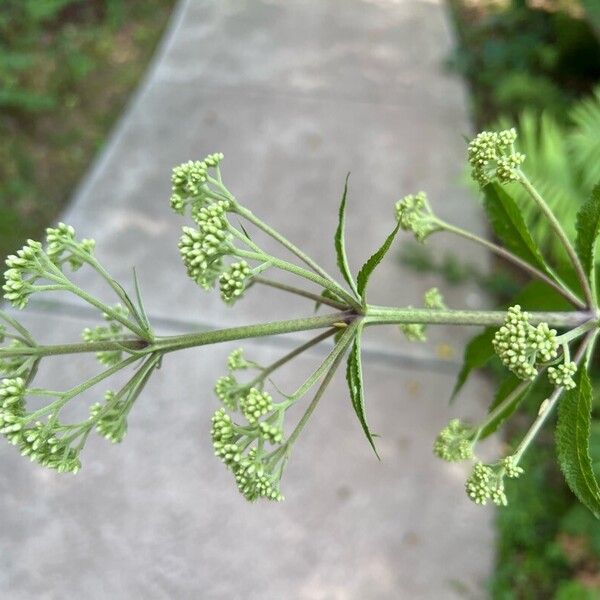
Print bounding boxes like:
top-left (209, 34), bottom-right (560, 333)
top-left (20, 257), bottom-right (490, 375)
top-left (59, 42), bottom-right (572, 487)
top-left (518, 172), bottom-right (594, 308)
top-left (365, 306), bottom-right (595, 328)
top-left (436, 220), bottom-right (585, 309)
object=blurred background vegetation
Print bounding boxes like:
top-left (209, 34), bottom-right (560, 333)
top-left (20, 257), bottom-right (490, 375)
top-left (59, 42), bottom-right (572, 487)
top-left (445, 0), bottom-right (600, 597)
top-left (0, 0), bottom-right (175, 261)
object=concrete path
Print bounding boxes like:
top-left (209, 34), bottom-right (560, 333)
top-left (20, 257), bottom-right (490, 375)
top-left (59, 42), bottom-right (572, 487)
top-left (1, 1), bottom-right (497, 598)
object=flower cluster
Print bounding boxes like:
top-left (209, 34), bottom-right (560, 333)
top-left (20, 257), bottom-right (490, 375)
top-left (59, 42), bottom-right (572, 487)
top-left (178, 200), bottom-right (233, 290)
top-left (3, 240), bottom-right (44, 309)
top-left (433, 419), bottom-right (474, 462)
top-left (211, 350), bottom-right (288, 502)
top-left (0, 378), bottom-right (80, 473)
top-left (395, 192), bottom-right (440, 242)
top-left (493, 305), bottom-right (558, 380)
top-left (467, 129), bottom-right (525, 187)
top-left (220, 260), bottom-right (252, 305)
top-left (169, 153), bottom-right (225, 214)
top-left (0, 340), bottom-right (31, 378)
top-left (82, 305), bottom-right (129, 366)
top-left (46, 223), bottom-right (95, 270)
top-left (90, 391), bottom-right (128, 443)
top-left (465, 456), bottom-right (524, 506)
top-left (548, 361), bottom-right (577, 390)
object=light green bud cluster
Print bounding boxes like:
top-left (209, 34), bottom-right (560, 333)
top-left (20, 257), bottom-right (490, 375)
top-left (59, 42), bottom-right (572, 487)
top-left (501, 455), bottom-right (524, 479)
top-left (82, 305), bottom-right (129, 366)
top-left (219, 260), bottom-right (251, 305)
top-left (433, 418), bottom-right (474, 462)
top-left (240, 388), bottom-right (273, 424)
top-left (493, 305), bottom-right (558, 380)
top-left (0, 378), bottom-right (80, 473)
top-left (424, 287), bottom-right (445, 309)
top-left (178, 200), bottom-right (232, 290)
top-left (467, 128), bottom-right (525, 187)
top-left (90, 391), bottom-right (128, 443)
top-left (465, 462), bottom-right (507, 506)
top-left (2, 240), bottom-right (44, 309)
top-left (227, 348), bottom-right (249, 371)
top-left (548, 361), bottom-right (577, 390)
top-left (169, 153), bottom-right (225, 214)
top-left (46, 223), bottom-right (95, 270)
top-left (395, 192), bottom-right (440, 242)
top-left (215, 375), bottom-right (244, 410)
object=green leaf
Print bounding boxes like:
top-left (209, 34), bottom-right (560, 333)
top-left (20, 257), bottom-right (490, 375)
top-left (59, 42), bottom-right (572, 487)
top-left (483, 182), bottom-right (549, 274)
top-left (575, 184), bottom-right (600, 282)
top-left (451, 328), bottom-right (495, 402)
top-left (478, 375), bottom-right (531, 440)
top-left (345, 325), bottom-right (379, 458)
top-left (356, 222), bottom-right (401, 301)
top-left (557, 368), bottom-right (600, 518)
top-left (334, 174), bottom-right (359, 298)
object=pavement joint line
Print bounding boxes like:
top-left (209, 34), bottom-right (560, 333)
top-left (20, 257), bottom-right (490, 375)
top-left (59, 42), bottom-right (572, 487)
top-left (19, 299), bottom-right (462, 374)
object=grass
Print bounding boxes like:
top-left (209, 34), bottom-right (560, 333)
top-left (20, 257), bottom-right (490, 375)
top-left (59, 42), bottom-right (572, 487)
top-left (0, 1), bottom-right (176, 261)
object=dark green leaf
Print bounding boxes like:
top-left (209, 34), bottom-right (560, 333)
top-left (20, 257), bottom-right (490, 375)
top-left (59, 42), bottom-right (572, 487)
top-left (356, 222), bottom-right (401, 301)
top-left (483, 182), bottom-right (549, 274)
top-left (478, 375), bottom-right (531, 440)
top-left (345, 326), bottom-right (379, 458)
top-left (557, 368), bottom-right (600, 518)
top-left (334, 174), bottom-right (358, 298)
top-left (575, 184), bottom-right (600, 282)
top-left (451, 328), bottom-right (495, 402)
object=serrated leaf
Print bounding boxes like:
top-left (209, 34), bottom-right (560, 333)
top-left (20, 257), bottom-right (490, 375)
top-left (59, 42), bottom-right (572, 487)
top-left (483, 182), bottom-right (549, 275)
top-left (356, 222), bottom-right (401, 301)
top-left (478, 375), bottom-right (531, 440)
top-left (345, 325), bottom-right (379, 458)
top-left (334, 174), bottom-right (359, 298)
top-left (575, 184), bottom-right (600, 281)
top-left (557, 368), bottom-right (600, 518)
top-left (451, 327), bottom-right (495, 402)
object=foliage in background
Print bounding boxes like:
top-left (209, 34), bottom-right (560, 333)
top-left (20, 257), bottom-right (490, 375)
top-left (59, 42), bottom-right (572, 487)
top-left (0, 0), bottom-right (175, 261)
top-left (448, 0), bottom-right (600, 127)
top-left (447, 2), bottom-right (600, 596)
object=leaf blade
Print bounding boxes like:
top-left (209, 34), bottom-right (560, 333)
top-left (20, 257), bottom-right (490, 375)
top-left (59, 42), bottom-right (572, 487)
top-left (575, 184), bottom-right (600, 282)
top-left (556, 368), bottom-right (600, 518)
top-left (356, 222), bottom-right (401, 301)
top-left (483, 182), bottom-right (549, 274)
top-left (334, 174), bottom-right (359, 298)
top-left (345, 325), bottom-right (379, 458)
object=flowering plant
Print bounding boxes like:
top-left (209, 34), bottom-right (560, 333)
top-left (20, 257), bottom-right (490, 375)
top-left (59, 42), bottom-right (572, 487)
top-left (2, 129), bottom-right (600, 515)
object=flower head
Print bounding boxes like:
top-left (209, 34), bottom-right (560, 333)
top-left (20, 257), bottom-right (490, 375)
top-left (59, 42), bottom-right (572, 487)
top-left (395, 192), bottom-right (440, 242)
top-left (493, 305), bottom-right (558, 380)
top-left (465, 462), bottom-right (507, 506)
top-left (433, 418), bottom-right (474, 462)
top-left (240, 388), bottom-right (273, 424)
top-left (46, 223), bottom-right (95, 270)
top-left (220, 261), bottom-right (251, 305)
top-left (548, 361), bottom-right (577, 390)
top-left (467, 129), bottom-right (525, 186)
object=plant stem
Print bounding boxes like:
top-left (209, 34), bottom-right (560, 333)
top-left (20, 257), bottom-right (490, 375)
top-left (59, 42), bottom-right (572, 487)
top-left (253, 276), bottom-right (348, 309)
top-left (436, 220), bottom-right (585, 309)
top-left (234, 248), bottom-right (362, 311)
top-left (285, 323), bottom-right (357, 448)
top-left (518, 172), bottom-right (594, 308)
top-left (365, 306), bottom-right (595, 328)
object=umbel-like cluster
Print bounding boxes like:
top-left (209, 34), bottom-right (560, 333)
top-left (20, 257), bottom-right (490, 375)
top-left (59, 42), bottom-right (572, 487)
top-left (467, 128), bottom-right (525, 187)
top-left (171, 155), bottom-right (256, 302)
top-left (433, 418), bottom-right (474, 462)
top-left (492, 305), bottom-right (558, 380)
top-left (82, 305), bottom-right (129, 367)
top-left (465, 456), bottom-right (523, 506)
top-left (395, 191), bottom-right (441, 242)
top-left (211, 349), bottom-right (288, 502)
top-left (399, 286), bottom-right (446, 342)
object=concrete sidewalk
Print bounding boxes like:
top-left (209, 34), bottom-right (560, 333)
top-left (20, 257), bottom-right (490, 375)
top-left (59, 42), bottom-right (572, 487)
top-left (1, 1), bottom-right (497, 598)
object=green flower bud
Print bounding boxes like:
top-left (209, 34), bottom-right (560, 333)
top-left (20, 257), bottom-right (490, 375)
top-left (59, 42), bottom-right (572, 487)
top-left (219, 261), bottom-right (251, 305)
top-left (82, 305), bottom-right (129, 367)
top-left (227, 348), bottom-right (249, 371)
top-left (424, 287), bottom-right (445, 310)
top-left (501, 455), bottom-right (524, 479)
top-left (394, 192), bottom-right (440, 242)
top-left (214, 375), bottom-right (243, 410)
top-left (399, 322), bottom-right (426, 342)
top-left (548, 361), bottom-right (577, 390)
top-left (433, 419), bottom-right (474, 462)
top-left (46, 223), bottom-right (95, 270)
top-left (466, 461), bottom-right (509, 507)
top-left (493, 305), bottom-right (557, 380)
top-left (90, 391), bottom-right (128, 443)
top-left (240, 388), bottom-right (273, 424)
top-left (259, 421), bottom-right (283, 444)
